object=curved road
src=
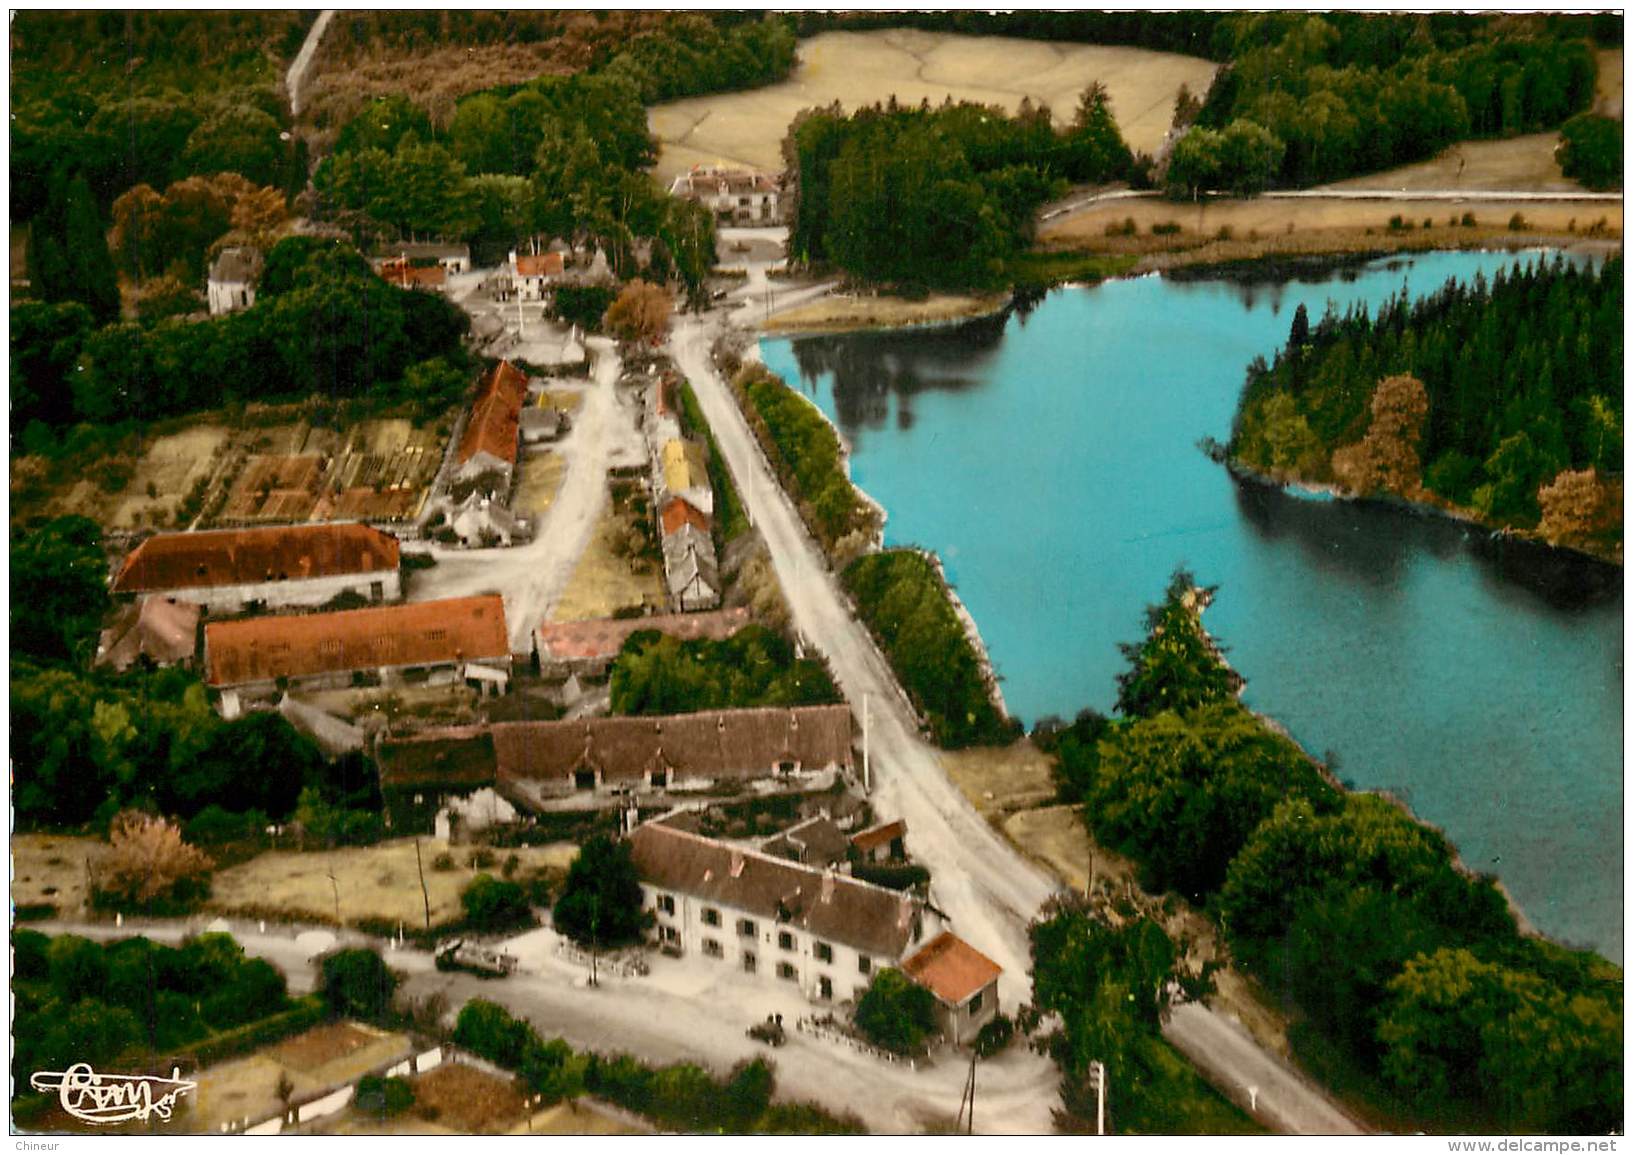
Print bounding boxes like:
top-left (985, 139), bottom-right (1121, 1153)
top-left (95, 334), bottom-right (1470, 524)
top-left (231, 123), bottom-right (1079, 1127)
top-left (669, 316), bottom-right (1364, 1135)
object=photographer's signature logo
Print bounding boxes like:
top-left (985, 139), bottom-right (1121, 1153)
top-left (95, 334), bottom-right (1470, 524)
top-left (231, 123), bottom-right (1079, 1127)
top-left (30, 1063), bottom-right (196, 1125)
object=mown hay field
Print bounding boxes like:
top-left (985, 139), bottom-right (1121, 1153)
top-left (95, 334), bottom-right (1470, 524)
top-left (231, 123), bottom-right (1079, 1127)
top-left (649, 28), bottom-right (1218, 184)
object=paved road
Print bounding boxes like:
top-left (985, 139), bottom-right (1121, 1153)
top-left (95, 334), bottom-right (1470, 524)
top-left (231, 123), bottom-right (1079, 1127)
top-left (669, 316), bottom-right (1367, 1136)
top-left (1042, 184), bottom-right (1621, 224)
top-left (407, 338), bottom-right (630, 648)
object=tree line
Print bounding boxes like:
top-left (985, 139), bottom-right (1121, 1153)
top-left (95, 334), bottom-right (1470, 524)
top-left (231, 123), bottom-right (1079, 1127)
top-left (1183, 13), bottom-right (1605, 192)
top-left (454, 997), bottom-right (866, 1133)
top-left (1046, 570), bottom-right (1622, 1133)
top-left (12, 930), bottom-right (300, 1097)
top-left (13, 235), bottom-right (473, 446)
top-left (785, 90), bottom-right (1132, 288)
top-left (1231, 256), bottom-right (1622, 550)
top-left (608, 624), bottom-right (840, 716)
top-left (843, 550), bottom-right (1018, 749)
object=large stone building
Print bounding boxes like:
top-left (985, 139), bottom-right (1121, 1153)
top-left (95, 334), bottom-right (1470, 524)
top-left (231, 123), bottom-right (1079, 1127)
top-left (668, 165), bottom-right (782, 225)
top-left (375, 704), bottom-right (854, 805)
top-left (204, 593), bottom-right (511, 698)
top-left (112, 523), bottom-right (402, 614)
top-left (629, 820), bottom-right (945, 1005)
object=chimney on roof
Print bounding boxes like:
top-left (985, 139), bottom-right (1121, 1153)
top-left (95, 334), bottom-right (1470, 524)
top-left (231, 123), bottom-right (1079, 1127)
top-left (897, 896), bottom-right (913, 929)
top-left (821, 869), bottom-right (835, 904)
top-left (730, 849), bottom-right (745, 878)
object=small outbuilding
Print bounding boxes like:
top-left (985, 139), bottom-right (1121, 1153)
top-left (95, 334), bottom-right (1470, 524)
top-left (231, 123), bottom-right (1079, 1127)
top-left (901, 931), bottom-right (1003, 1047)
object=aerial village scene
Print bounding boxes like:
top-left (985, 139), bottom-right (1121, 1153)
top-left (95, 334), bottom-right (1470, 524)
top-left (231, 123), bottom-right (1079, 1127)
top-left (7, 8), bottom-right (1625, 1144)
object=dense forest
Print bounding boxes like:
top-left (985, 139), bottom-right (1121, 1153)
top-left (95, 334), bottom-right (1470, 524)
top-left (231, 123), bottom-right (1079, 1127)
top-left (1188, 13), bottom-right (1608, 189)
top-left (1048, 572), bottom-right (1623, 1134)
top-left (786, 90), bottom-right (1131, 288)
top-left (1231, 256), bottom-right (1623, 554)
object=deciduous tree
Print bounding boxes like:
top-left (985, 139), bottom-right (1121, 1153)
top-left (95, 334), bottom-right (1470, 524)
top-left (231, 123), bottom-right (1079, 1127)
top-left (97, 811), bottom-right (213, 909)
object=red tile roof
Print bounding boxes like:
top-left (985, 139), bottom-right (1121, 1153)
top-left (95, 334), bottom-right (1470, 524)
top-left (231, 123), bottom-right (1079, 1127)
top-left (457, 361), bottom-right (529, 467)
top-left (536, 607), bottom-right (752, 661)
top-left (629, 822), bottom-right (923, 958)
top-left (660, 496), bottom-right (711, 537)
top-left (515, 251), bottom-right (565, 278)
top-left (114, 524), bottom-right (400, 595)
top-left (850, 819), bottom-right (907, 853)
top-left (901, 932), bottom-right (1003, 1007)
top-left (205, 594), bottom-right (509, 686)
top-left (379, 258), bottom-right (447, 290)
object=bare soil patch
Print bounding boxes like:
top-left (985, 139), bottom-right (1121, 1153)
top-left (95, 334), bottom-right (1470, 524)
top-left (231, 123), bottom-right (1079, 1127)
top-left (1595, 47), bottom-right (1623, 118)
top-left (208, 838), bottom-right (575, 929)
top-left (763, 291), bottom-right (1010, 335)
top-left (650, 29), bottom-right (1217, 184)
top-left (514, 450), bottom-right (568, 518)
top-left (406, 1063), bottom-right (527, 1134)
top-left (938, 740), bottom-right (1057, 818)
top-left (11, 833), bottom-right (110, 915)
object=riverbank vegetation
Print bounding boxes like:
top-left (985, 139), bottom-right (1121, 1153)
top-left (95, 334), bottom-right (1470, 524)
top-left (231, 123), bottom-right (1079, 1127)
top-left (843, 550), bottom-right (1017, 749)
top-left (1027, 896), bottom-right (1261, 1134)
top-left (1231, 255), bottom-right (1622, 559)
top-left (608, 625), bottom-right (839, 715)
top-left (1049, 569), bottom-right (1622, 1134)
top-left (785, 88), bottom-right (1133, 290)
top-left (724, 361), bottom-right (881, 561)
top-left (454, 998), bottom-right (866, 1133)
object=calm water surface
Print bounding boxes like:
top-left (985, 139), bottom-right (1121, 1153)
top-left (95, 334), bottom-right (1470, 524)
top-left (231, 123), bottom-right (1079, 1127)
top-left (761, 250), bottom-right (1623, 960)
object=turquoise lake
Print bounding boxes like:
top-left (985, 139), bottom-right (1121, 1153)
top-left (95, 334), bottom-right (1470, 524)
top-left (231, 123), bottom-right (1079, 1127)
top-left (761, 249), bottom-right (1623, 961)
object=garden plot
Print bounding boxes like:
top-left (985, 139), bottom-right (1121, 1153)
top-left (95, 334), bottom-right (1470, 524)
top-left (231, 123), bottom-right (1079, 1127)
top-left (547, 485), bottom-right (667, 623)
top-left (650, 28), bottom-right (1218, 183)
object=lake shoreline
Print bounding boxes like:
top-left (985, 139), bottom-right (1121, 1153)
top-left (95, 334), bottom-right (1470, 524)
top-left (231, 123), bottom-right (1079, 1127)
top-left (1223, 456), bottom-right (1624, 570)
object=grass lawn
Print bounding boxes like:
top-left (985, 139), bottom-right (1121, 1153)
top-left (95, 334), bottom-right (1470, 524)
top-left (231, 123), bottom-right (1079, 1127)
top-left (208, 838), bottom-right (576, 929)
top-left (12, 833), bottom-right (110, 916)
top-left (549, 506), bottom-right (668, 622)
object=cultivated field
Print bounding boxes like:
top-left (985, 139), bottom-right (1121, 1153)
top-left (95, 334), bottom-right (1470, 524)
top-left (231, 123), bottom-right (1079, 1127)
top-left (649, 28), bottom-right (1217, 184)
top-left (11, 410), bottom-right (455, 534)
top-left (1320, 134), bottom-right (1580, 195)
top-left (208, 838), bottom-right (576, 929)
top-left (318, 1062), bottom-right (643, 1136)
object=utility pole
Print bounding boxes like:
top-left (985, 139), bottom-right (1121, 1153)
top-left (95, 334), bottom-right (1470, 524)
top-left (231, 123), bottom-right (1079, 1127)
top-left (862, 693), bottom-right (872, 793)
top-left (328, 870), bottom-right (341, 928)
top-left (414, 838), bottom-right (432, 932)
top-left (1089, 1060), bottom-right (1107, 1136)
top-left (955, 1049), bottom-right (976, 1134)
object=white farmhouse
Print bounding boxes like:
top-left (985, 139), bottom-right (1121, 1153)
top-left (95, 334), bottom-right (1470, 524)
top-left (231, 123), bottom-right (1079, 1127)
top-left (668, 165), bottom-right (782, 225)
top-left (630, 820), bottom-right (969, 1008)
top-left (207, 246), bottom-right (262, 315)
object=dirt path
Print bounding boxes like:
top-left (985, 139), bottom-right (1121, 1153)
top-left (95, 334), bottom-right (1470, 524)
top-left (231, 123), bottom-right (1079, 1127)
top-left (407, 339), bottom-right (630, 648)
top-left (286, 10), bottom-right (335, 119)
